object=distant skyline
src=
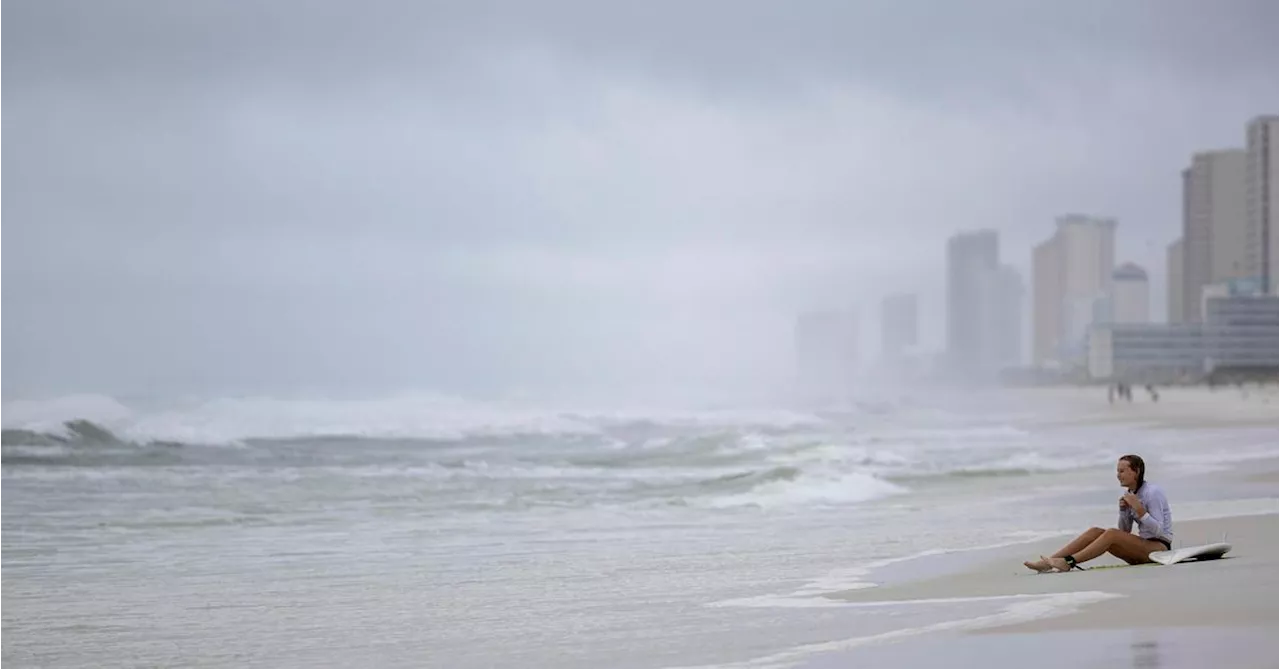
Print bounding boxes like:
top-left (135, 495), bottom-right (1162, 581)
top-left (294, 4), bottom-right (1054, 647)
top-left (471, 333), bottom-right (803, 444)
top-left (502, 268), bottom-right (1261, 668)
top-left (1024, 110), bottom-right (1276, 376)
top-left (4, 0), bottom-right (1277, 400)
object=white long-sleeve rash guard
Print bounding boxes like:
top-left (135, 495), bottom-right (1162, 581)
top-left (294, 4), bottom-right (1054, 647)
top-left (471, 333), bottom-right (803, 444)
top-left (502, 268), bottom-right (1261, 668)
top-left (1119, 481), bottom-right (1174, 543)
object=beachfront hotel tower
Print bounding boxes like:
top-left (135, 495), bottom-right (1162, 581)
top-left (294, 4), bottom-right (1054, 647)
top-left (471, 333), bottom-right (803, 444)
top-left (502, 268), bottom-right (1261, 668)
top-left (1182, 149), bottom-right (1248, 321)
top-left (1244, 115), bottom-right (1279, 294)
top-left (945, 230), bottom-right (999, 374)
top-left (1032, 236), bottom-right (1061, 365)
top-left (1031, 215), bottom-right (1117, 366)
top-left (944, 230), bottom-right (1023, 375)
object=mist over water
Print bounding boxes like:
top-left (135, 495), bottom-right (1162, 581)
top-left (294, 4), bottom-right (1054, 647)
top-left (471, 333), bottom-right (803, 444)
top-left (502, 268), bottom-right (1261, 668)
top-left (4, 2), bottom-right (1277, 399)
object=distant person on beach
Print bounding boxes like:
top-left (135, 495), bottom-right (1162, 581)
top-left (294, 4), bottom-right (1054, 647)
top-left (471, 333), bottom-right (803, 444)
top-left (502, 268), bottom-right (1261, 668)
top-left (1114, 383), bottom-right (1133, 402)
top-left (1023, 454), bottom-right (1173, 573)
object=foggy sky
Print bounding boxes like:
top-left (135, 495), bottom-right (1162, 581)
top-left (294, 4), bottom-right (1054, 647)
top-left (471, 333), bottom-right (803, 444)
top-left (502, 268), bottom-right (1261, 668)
top-left (4, 0), bottom-right (1277, 401)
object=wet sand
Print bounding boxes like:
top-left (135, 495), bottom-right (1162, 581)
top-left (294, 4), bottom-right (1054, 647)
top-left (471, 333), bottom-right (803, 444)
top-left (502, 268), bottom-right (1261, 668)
top-left (830, 514), bottom-right (1275, 623)
top-left (802, 625), bottom-right (1277, 669)
top-left (802, 511), bottom-right (1279, 668)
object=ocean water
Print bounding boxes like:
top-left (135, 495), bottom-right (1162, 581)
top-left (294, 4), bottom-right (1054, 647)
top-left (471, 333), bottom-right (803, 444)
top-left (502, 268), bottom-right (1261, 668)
top-left (3, 390), bottom-right (1276, 668)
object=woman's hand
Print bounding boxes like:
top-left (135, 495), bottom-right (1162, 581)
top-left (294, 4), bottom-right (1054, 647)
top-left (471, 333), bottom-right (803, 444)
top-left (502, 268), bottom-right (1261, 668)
top-left (1122, 493), bottom-right (1145, 517)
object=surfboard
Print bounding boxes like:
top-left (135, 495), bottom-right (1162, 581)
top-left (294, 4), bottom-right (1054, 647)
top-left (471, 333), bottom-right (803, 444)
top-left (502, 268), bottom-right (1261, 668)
top-left (1148, 542), bottom-right (1232, 566)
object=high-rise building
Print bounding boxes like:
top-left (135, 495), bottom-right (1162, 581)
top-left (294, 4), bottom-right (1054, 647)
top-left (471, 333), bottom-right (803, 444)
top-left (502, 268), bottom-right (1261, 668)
top-left (1167, 238), bottom-right (1185, 324)
top-left (1111, 263), bottom-right (1150, 324)
top-left (794, 309), bottom-right (857, 404)
top-left (1245, 115), bottom-right (1278, 294)
top-left (880, 293), bottom-right (918, 361)
top-left (946, 230), bottom-right (1000, 373)
top-left (1183, 149), bottom-right (1247, 321)
top-left (1047, 215), bottom-right (1117, 361)
top-left (1032, 236), bottom-right (1062, 366)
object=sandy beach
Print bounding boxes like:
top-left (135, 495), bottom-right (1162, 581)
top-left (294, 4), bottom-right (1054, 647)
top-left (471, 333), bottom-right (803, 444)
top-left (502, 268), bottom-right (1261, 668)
top-left (1027, 384), bottom-right (1279, 428)
top-left (829, 513), bottom-right (1276, 619)
top-left (797, 512), bottom-right (1278, 669)
top-left (795, 414), bottom-right (1280, 669)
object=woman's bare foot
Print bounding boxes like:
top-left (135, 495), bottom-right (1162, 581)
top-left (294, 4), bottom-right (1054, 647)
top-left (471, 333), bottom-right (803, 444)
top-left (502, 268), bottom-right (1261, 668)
top-left (1023, 558), bottom-right (1052, 573)
top-left (1042, 555), bottom-right (1072, 572)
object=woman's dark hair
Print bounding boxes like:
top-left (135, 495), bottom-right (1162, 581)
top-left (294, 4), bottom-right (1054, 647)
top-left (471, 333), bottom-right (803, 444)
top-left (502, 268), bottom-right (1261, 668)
top-left (1119, 454), bottom-right (1146, 490)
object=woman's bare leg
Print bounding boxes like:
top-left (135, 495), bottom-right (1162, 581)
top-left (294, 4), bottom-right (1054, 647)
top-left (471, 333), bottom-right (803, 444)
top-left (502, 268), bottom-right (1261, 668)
top-left (1044, 529), bottom-right (1163, 571)
top-left (1024, 527), bottom-right (1105, 572)
top-left (1051, 527), bottom-right (1106, 558)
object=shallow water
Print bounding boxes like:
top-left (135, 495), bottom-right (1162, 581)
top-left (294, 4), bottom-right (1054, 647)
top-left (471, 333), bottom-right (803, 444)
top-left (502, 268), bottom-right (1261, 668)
top-left (3, 391), bottom-right (1275, 667)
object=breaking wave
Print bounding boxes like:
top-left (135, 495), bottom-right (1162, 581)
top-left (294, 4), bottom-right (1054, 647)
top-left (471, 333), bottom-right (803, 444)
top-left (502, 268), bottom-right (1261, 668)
top-left (0, 392), bottom-right (1135, 511)
top-left (1, 393), bottom-right (830, 446)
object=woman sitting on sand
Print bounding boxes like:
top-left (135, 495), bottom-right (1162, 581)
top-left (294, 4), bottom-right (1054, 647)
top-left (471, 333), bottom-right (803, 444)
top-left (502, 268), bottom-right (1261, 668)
top-left (1025, 454), bottom-right (1173, 573)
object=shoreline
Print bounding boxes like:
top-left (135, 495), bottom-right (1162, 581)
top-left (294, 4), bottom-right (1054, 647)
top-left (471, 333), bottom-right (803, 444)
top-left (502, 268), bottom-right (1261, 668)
top-left (793, 499), bottom-right (1279, 668)
top-left (827, 513), bottom-right (1276, 611)
top-left (763, 512), bottom-right (1280, 669)
top-left (693, 498), bottom-right (1279, 669)
top-left (734, 450), bottom-right (1280, 669)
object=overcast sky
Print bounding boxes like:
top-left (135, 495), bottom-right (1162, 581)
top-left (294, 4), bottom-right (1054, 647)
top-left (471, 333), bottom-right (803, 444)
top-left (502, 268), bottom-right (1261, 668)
top-left (3, 0), bottom-right (1277, 402)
